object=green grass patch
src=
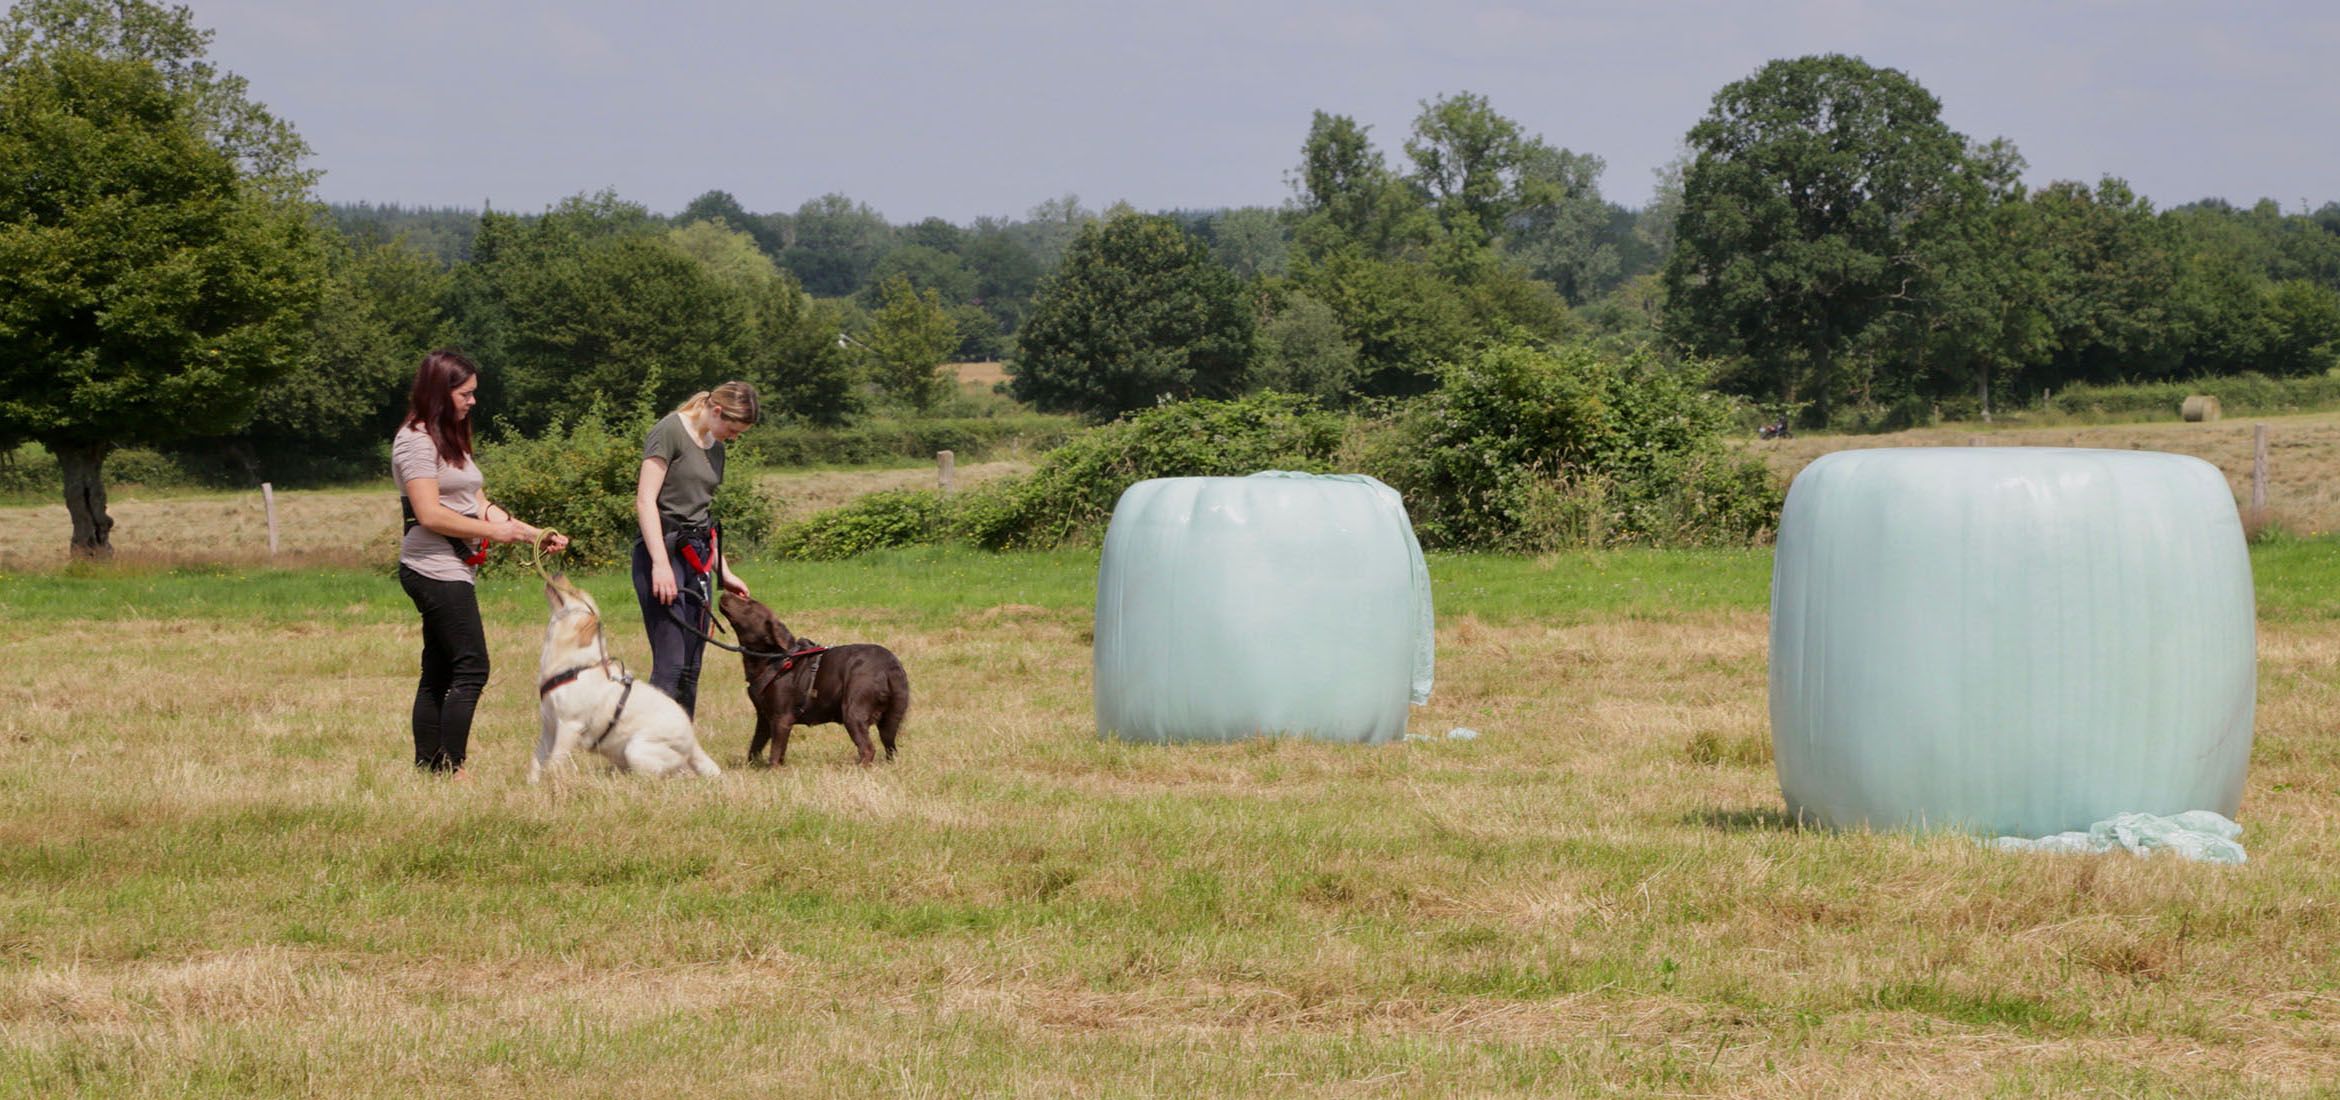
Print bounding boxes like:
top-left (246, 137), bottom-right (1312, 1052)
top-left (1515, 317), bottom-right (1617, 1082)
top-left (9, 538), bottom-right (2338, 625)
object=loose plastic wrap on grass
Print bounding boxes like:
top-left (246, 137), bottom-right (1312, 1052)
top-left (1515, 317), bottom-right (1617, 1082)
top-left (1094, 473), bottom-right (1433, 744)
top-left (1769, 448), bottom-right (2256, 837)
top-left (1991, 810), bottom-right (2246, 863)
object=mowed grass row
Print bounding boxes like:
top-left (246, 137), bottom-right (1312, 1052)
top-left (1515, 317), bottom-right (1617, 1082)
top-left (2, 549), bottom-right (2339, 1096)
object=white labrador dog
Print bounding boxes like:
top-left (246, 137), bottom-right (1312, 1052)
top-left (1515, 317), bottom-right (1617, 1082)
top-left (531, 573), bottom-right (720, 782)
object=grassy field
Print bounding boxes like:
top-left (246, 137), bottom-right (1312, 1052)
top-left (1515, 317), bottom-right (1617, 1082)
top-left (3, 543), bottom-right (2339, 1097)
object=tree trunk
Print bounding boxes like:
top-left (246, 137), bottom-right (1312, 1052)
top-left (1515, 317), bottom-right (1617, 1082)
top-left (1979, 363), bottom-right (1993, 423)
top-left (56, 442), bottom-right (115, 559)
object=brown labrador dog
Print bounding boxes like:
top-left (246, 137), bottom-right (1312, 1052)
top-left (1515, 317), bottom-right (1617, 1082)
top-left (718, 591), bottom-right (910, 766)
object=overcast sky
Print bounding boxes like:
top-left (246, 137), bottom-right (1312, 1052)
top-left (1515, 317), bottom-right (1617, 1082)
top-left (191, 0), bottom-right (2340, 224)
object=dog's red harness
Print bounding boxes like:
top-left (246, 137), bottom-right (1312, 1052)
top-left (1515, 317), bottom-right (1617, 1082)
top-left (538, 662), bottom-right (608, 697)
top-left (748, 641), bottom-right (829, 708)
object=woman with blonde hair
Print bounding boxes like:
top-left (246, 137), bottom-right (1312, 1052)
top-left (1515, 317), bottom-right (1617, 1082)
top-left (634, 380), bottom-right (760, 716)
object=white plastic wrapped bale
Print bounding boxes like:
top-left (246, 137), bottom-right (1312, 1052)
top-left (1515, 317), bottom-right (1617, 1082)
top-left (1094, 473), bottom-right (1433, 744)
top-left (1768, 448), bottom-right (2255, 837)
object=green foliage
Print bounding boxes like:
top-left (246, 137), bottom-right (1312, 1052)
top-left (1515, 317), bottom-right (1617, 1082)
top-left (957, 392), bottom-right (1344, 550)
top-left (865, 242), bottom-right (977, 306)
top-left (1665, 54), bottom-right (1985, 419)
top-left (779, 489), bottom-right (951, 560)
top-left (860, 275), bottom-right (959, 412)
top-left (1403, 90), bottom-right (1610, 286)
top-left (450, 211), bottom-right (748, 437)
top-left (1010, 213), bottom-right (1258, 420)
top-left (1294, 252), bottom-right (1478, 396)
top-left (1203, 206), bottom-right (1290, 279)
top-left (666, 217), bottom-right (782, 289)
top-left (477, 405), bottom-right (780, 572)
top-left (1290, 111), bottom-right (1436, 263)
top-left (779, 192), bottom-right (895, 297)
top-left (445, 199), bottom-right (858, 436)
top-left (0, 49), bottom-right (326, 451)
top-left (2037, 372), bottom-right (2340, 420)
top-left (740, 280), bottom-right (859, 428)
top-left (1360, 343), bottom-right (1781, 549)
top-left (0, 442), bottom-right (207, 495)
top-left (775, 393), bottom-right (1343, 558)
top-left (1254, 290), bottom-right (1363, 403)
top-left (234, 232), bottom-right (448, 482)
top-left (2, 0), bottom-right (313, 199)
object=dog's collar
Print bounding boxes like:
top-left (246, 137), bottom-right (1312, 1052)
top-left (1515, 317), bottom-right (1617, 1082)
top-left (539, 660), bottom-right (615, 698)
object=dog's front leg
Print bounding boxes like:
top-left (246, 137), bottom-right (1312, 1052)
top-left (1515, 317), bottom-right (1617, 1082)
top-left (768, 715), bottom-right (797, 766)
top-left (529, 707), bottom-right (560, 785)
top-left (747, 709), bottom-right (774, 766)
top-left (531, 716), bottom-right (586, 785)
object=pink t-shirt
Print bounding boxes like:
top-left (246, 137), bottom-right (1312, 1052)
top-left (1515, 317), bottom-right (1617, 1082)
top-left (392, 423), bottom-right (484, 582)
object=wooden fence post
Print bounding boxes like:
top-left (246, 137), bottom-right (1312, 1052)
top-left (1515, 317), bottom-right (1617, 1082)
top-left (262, 482), bottom-right (279, 555)
top-left (2252, 424), bottom-right (2269, 512)
top-left (937, 450), bottom-right (955, 494)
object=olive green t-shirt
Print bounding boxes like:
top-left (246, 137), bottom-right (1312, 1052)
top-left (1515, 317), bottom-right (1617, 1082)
top-left (643, 412), bottom-right (725, 530)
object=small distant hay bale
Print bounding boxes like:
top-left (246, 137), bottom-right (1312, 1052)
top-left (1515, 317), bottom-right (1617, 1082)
top-left (2181, 395), bottom-right (2221, 422)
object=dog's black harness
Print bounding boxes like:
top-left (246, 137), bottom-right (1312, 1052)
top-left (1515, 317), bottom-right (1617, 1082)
top-left (539, 660), bottom-right (634, 751)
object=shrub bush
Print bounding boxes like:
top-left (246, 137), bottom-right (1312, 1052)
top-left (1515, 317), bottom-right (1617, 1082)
top-left (952, 392), bottom-right (1345, 550)
top-left (782, 489), bottom-right (950, 560)
top-left (774, 393), bottom-right (1345, 558)
top-left (1357, 342), bottom-right (1780, 549)
top-left (0, 444), bottom-right (212, 494)
top-left (480, 404), bottom-right (781, 572)
top-left (0, 444), bottom-right (57, 495)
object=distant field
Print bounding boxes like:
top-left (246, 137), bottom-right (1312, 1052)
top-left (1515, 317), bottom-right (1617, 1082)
top-left (951, 360), bottom-right (1010, 388)
top-left (0, 461), bottom-right (1031, 571)
top-left (1744, 409), bottom-right (2340, 535)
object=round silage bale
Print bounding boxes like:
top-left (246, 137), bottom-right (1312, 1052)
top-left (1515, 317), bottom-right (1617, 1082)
top-left (1768, 448), bottom-right (2255, 836)
top-left (1094, 473), bottom-right (1433, 744)
top-left (2181, 395), bottom-right (2221, 422)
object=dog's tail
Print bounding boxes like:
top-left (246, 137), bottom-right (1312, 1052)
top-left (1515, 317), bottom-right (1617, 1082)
top-left (877, 665), bottom-right (910, 761)
top-left (687, 741), bottom-right (722, 777)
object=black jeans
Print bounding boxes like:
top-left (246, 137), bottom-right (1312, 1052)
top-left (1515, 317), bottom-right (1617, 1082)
top-left (398, 565), bottom-right (489, 772)
top-left (633, 535), bottom-right (712, 716)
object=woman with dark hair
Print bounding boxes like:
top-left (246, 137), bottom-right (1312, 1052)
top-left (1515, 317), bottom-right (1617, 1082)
top-left (393, 349), bottom-right (568, 775)
top-left (633, 380), bottom-right (760, 717)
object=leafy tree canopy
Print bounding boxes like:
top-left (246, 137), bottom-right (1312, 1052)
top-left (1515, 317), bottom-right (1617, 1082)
top-left (1010, 213), bottom-right (1256, 419)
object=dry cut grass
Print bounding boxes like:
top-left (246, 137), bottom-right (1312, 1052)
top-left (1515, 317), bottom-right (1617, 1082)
top-left (0, 462), bottom-right (1034, 571)
top-left (950, 360), bottom-right (1010, 388)
top-left (1, 569), bottom-right (2337, 1096)
top-left (757, 459), bottom-right (1029, 523)
top-left (1746, 408), bottom-right (2340, 535)
top-left (0, 488), bottom-right (396, 572)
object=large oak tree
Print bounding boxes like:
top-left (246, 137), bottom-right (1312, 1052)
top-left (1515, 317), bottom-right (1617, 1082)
top-left (0, 2), bottom-right (324, 556)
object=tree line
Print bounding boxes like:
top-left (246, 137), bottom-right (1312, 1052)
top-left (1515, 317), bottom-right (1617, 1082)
top-left (6, 0), bottom-right (2339, 556)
